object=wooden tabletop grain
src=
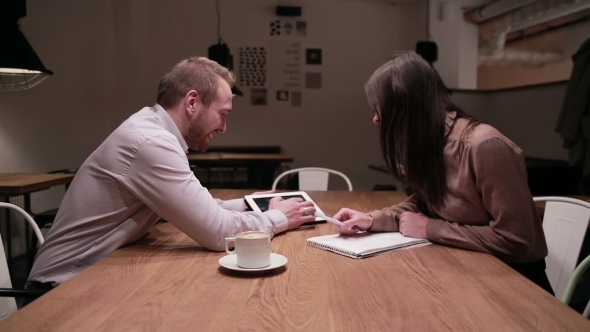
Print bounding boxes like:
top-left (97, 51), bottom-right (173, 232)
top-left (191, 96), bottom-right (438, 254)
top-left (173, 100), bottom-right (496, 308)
top-left (2, 190), bottom-right (588, 331)
top-left (0, 173), bottom-right (75, 196)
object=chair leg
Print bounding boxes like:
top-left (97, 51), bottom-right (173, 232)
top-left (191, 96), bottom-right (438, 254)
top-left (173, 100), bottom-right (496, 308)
top-left (4, 196), bottom-right (13, 269)
top-left (583, 300), bottom-right (590, 318)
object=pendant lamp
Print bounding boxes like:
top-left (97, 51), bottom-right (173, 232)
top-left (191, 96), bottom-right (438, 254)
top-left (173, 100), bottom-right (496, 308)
top-left (0, 0), bottom-right (53, 92)
top-left (207, 0), bottom-right (243, 97)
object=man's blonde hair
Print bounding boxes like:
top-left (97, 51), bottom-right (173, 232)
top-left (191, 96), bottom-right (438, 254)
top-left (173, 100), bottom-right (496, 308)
top-left (157, 57), bottom-right (235, 108)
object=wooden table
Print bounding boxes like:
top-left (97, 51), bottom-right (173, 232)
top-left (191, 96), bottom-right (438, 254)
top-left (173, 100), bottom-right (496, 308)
top-left (2, 190), bottom-right (588, 331)
top-left (0, 173), bottom-right (75, 197)
top-left (187, 153), bottom-right (293, 189)
top-left (0, 173), bottom-right (75, 268)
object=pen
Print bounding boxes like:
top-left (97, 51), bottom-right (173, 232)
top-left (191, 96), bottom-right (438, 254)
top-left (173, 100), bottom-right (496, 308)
top-left (313, 211), bottom-right (343, 226)
top-left (314, 212), bottom-right (361, 231)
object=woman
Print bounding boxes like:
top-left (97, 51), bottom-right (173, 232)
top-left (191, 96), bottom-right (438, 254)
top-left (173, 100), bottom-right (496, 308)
top-left (334, 51), bottom-right (553, 294)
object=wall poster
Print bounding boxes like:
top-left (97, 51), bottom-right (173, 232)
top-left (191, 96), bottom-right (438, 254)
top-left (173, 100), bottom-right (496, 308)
top-left (270, 41), bottom-right (302, 90)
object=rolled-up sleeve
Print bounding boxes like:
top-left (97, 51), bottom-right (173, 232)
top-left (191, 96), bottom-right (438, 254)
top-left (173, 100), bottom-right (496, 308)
top-left (123, 136), bottom-right (288, 251)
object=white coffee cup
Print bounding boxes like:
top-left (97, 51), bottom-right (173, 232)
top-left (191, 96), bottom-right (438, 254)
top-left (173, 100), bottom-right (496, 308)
top-left (225, 231), bottom-right (271, 269)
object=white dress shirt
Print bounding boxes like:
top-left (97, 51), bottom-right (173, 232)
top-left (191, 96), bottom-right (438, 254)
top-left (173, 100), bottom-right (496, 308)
top-left (28, 104), bottom-right (288, 285)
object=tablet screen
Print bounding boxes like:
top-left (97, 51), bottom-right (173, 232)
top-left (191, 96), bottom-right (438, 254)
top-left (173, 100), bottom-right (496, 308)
top-left (252, 194), bottom-right (305, 212)
top-left (244, 191), bottom-right (327, 224)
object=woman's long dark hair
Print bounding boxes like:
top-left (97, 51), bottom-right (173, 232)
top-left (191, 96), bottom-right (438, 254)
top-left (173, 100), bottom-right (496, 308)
top-left (364, 51), bottom-right (477, 206)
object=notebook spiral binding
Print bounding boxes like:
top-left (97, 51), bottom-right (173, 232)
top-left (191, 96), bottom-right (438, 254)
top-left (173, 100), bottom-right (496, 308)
top-left (307, 240), bottom-right (360, 259)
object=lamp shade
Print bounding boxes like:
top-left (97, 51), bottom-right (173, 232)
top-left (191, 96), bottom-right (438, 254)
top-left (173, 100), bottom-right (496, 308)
top-left (0, 0), bottom-right (53, 91)
top-left (208, 41), bottom-right (243, 98)
top-left (231, 85), bottom-right (243, 97)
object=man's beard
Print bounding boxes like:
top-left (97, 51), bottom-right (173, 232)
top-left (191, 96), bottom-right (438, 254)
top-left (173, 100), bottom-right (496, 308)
top-left (187, 111), bottom-right (209, 152)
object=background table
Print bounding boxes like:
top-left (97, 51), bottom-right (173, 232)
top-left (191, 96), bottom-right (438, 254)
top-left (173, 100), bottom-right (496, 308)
top-left (0, 173), bottom-right (75, 269)
top-left (196, 145), bottom-right (282, 154)
top-left (187, 153), bottom-right (293, 188)
top-left (2, 190), bottom-right (588, 331)
top-left (0, 173), bottom-right (75, 197)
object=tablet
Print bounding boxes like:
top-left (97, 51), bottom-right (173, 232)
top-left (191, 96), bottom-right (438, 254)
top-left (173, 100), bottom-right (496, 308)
top-left (244, 191), bottom-right (328, 224)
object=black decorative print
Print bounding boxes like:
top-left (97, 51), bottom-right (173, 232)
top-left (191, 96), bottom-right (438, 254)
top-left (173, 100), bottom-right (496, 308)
top-left (238, 46), bottom-right (267, 87)
top-left (270, 20), bottom-right (281, 36)
top-left (251, 88), bottom-right (268, 105)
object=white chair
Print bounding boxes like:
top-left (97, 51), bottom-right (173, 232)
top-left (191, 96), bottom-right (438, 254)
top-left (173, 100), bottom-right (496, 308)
top-left (0, 202), bottom-right (45, 321)
top-left (272, 167), bottom-right (353, 191)
top-left (533, 196), bottom-right (590, 301)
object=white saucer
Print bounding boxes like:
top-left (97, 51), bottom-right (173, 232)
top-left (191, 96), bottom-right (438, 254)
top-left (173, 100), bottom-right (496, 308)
top-left (219, 253), bottom-right (288, 272)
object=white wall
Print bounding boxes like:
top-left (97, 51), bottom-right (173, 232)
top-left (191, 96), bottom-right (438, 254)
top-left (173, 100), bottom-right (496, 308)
top-left (2, 0), bottom-right (576, 217)
top-left (0, 0), bottom-right (426, 216)
top-left (0, 0), bottom-right (114, 213)
top-left (428, 0), bottom-right (479, 89)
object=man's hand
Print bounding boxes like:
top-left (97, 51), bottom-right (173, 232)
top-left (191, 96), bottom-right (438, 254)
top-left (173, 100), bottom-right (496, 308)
top-left (398, 212), bottom-right (428, 239)
top-left (243, 190), bottom-right (276, 210)
top-left (269, 196), bottom-right (316, 229)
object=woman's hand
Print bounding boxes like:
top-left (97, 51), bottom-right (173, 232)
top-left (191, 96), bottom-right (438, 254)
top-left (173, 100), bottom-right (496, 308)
top-left (333, 208), bottom-right (373, 235)
top-left (398, 212), bottom-right (428, 238)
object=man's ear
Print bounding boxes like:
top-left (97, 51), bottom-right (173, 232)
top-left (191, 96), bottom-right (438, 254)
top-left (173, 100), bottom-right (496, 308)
top-left (185, 90), bottom-right (199, 115)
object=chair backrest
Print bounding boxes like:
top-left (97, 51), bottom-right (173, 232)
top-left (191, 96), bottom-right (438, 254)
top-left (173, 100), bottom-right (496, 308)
top-left (0, 202), bottom-right (44, 321)
top-left (561, 254), bottom-right (590, 317)
top-left (533, 196), bottom-right (590, 300)
top-left (272, 167), bottom-right (353, 191)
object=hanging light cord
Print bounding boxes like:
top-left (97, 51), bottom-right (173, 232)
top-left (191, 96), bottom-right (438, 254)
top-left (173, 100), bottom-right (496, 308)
top-left (426, 0), bottom-right (432, 40)
top-left (216, 0), bottom-right (223, 43)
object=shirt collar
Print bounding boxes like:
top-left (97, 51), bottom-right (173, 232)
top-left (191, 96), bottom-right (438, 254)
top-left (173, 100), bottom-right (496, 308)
top-left (152, 103), bottom-right (189, 153)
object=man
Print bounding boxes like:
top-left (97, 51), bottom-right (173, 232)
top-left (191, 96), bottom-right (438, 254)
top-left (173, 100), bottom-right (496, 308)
top-left (27, 57), bottom-right (316, 289)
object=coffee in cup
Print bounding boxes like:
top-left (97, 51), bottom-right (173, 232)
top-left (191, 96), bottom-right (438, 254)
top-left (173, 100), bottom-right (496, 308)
top-left (225, 231), bottom-right (271, 269)
top-left (239, 231), bottom-right (268, 239)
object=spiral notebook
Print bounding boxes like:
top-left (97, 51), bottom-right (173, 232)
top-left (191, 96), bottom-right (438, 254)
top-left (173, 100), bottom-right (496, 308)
top-left (307, 232), bottom-right (430, 259)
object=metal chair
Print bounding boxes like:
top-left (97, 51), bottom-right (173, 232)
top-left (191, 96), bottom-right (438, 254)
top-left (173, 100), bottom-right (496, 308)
top-left (561, 254), bottom-right (590, 318)
top-left (533, 196), bottom-right (590, 300)
top-left (272, 167), bottom-right (353, 191)
top-left (0, 202), bottom-right (47, 321)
